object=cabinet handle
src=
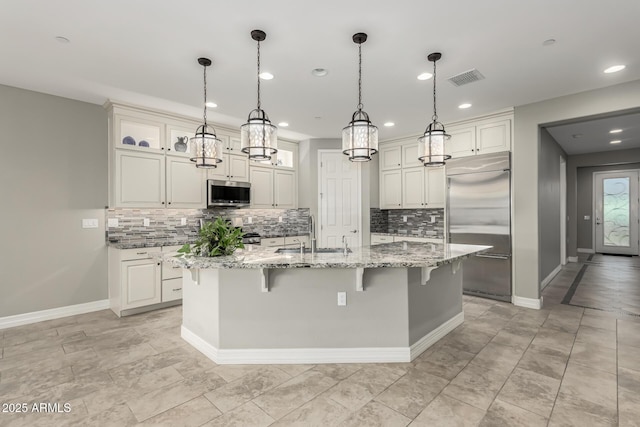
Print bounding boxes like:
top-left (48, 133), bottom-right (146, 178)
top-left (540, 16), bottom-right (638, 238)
top-left (162, 201), bottom-right (165, 204)
top-left (136, 251), bottom-right (147, 255)
top-left (168, 202), bottom-right (172, 205)
top-left (398, 204), bottom-right (401, 206)
top-left (476, 148), bottom-right (480, 152)
top-left (398, 163), bottom-right (401, 166)
top-left (471, 149), bottom-right (475, 152)
top-left (157, 263), bottom-right (161, 266)
top-left (167, 148), bottom-right (171, 151)
top-left (161, 147), bottom-right (165, 150)
top-left (172, 288), bottom-right (182, 291)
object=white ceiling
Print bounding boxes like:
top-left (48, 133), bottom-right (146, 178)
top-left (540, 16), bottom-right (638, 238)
top-left (2, 0), bottom-right (639, 143)
top-left (546, 112), bottom-right (640, 155)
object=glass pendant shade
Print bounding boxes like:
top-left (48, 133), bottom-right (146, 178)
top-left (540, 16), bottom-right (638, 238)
top-left (240, 108), bottom-right (277, 161)
top-left (418, 121), bottom-right (451, 167)
top-left (342, 110), bottom-right (378, 161)
top-left (189, 124), bottom-right (222, 168)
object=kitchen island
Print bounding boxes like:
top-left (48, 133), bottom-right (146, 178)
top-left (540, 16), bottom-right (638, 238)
top-left (155, 242), bottom-right (490, 364)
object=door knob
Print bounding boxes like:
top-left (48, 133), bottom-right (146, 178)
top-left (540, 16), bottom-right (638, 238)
top-left (351, 229), bottom-right (358, 233)
top-left (596, 217), bottom-right (602, 225)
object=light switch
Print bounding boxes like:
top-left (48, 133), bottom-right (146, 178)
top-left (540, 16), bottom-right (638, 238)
top-left (247, 217), bottom-right (253, 224)
top-left (278, 216), bottom-right (283, 223)
top-left (107, 218), bottom-right (119, 228)
top-left (181, 218), bottom-right (187, 226)
top-left (143, 218), bottom-right (150, 227)
top-left (584, 215), bottom-right (591, 220)
top-left (337, 292), bottom-right (347, 306)
top-left (82, 219), bottom-right (99, 229)
top-left (402, 216), bottom-right (407, 222)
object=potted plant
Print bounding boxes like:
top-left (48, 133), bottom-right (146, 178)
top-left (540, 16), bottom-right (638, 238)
top-left (178, 217), bottom-right (244, 257)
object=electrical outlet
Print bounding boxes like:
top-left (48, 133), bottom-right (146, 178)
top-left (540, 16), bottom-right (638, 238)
top-left (181, 218), bottom-right (187, 226)
top-left (247, 217), bottom-right (253, 224)
top-left (278, 216), bottom-right (283, 223)
top-left (402, 216), bottom-right (407, 222)
top-left (82, 219), bottom-right (99, 229)
top-left (107, 218), bottom-right (119, 228)
top-left (337, 292), bottom-right (347, 306)
top-left (143, 218), bottom-right (150, 227)
top-left (584, 215), bottom-right (590, 220)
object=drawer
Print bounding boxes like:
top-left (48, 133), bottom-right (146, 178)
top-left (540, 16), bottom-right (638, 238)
top-left (161, 245), bottom-right (183, 280)
top-left (371, 235), bottom-right (393, 245)
top-left (394, 236), bottom-right (427, 243)
top-left (262, 237), bottom-right (285, 247)
top-left (119, 247), bottom-right (157, 261)
top-left (162, 277), bottom-right (183, 302)
top-left (284, 236), bottom-right (309, 246)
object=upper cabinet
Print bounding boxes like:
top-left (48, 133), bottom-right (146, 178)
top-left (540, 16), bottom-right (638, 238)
top-left (378, 138), bottom-right (445, 210)
top-left (248, 140), bottom-right (298, 209)
top-left (107, 102), bottom-right (276, 209)
top-left (445, 111), bottom-right (513, 159)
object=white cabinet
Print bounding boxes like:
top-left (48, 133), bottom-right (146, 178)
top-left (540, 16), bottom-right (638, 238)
top-left (166, 157), bottom-right (207, 208)
top-left (284, 236), bottom-right (309, 246)
top-left (370, 234), bottom-right (444, 245)
top-left (249, 140), bottom-right (297, 209)
top-left (379, 140), bottom-right (446, 209)
top-left (370, 234), bottom-right (394, 245)
top-left (114, 150), bottom-right (165, 208)
top-left (380, 170), bottom-right (402, 209)
top-left (208, 153), bottom-right (250, 182)
top-left (261, 237), bottom-right (285, 247)
top-left (109, 246), bottom-right (183, 316)
top-left (445, 115), bottom-right (512, 159)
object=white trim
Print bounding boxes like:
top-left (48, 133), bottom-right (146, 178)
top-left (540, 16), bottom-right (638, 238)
top-left (567, 256), bottom-right (579, 263)
top-left (0, 299), bottom-right (110, 330)
top-left (577, 248), bottom-right (595, 254)
top-left (409, 311), bottom-right (464, 360)
top-left (512, 295), bottom-right (543, 310)
top-left (540, 264), bottom-right (562, 290)
top-left (182, 311), bottom-right (464, 365)
top-left (560, 158), bottom-right (567, 265)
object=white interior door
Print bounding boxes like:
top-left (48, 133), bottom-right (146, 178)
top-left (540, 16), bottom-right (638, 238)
top-left (594, 170), bottom-right (639, 255)
top-left (318, 150), bottom-right (361, 248)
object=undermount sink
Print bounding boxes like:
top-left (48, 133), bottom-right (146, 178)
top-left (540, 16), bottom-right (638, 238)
top-left (275, 247), bottom-right (352, 254)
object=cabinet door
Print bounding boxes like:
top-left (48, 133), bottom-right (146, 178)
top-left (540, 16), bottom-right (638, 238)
top-left (402, 167), bottom-right (425, 208)
top-left (380, 169), bottom-right (402, 209)
top-left (228, 136), bottom-right (243, 153)
top-left (380, 145), bottom-right (402, 170)
top-left (250, 166), bottom-right (274, 208)
top-left (166, 123), bottom-right (197, 157)
top-left (425, 167), bottom-right (445, 208)
top-left (162, 278), bottom-right (183, 302)
top-left (476, 119), bottom-right (511, 154)
top-left (115, 150), bottom-right (165, 208)
top-left (228, 155), bottom-right (249, 181)
top-left (274, 169), bottom-right (296, 209)
top-left (371, 235), bottom-right (393, 245)
top-left (446, 126), bottom-right (476, 158)
top-left (161, 245), bottom-right (183, 280)
top-left (116, 114), bottom-right (165, 152)
top-left (121, 259), bottom-right (161, 309)
top-left (402, 142), bottom-right (423, 168)
top-left (274, 140), bottom-right (297, 169)
top-left (166, 157), bottom-right (206, 208)
top-left (208, 155), bottom-right (229, 180)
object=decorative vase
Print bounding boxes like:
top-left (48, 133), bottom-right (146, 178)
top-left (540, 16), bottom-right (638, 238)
top-left (174, 136), bottom-right (188, 152)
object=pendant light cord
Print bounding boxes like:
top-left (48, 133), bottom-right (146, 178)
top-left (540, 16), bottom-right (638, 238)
top-left (357, 42), bottom-right (363, 111)
top-left (257, 39), bottom-right (261, 110)
top-left (432, 59), bottom-right (438, 122)
top-left (203, 64), bottom-right (208, 127)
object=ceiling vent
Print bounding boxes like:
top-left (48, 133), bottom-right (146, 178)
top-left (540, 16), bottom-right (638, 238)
top-left (448, 69), bottom-right (485, 87)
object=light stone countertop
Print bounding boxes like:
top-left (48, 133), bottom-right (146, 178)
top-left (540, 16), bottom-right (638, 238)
top-left (151, 242), bottom-right (491, 270)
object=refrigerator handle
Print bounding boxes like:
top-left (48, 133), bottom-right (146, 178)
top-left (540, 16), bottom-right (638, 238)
top-left (476, 254), bottom-right (511, 260)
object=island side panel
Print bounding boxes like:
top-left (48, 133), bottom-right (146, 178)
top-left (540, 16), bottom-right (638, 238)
top-left (217, 268), bottom-right (410, 349)
top-left (407, 264), bottom-right (464, 346)
top-left (182, 269), bottom-right (220, 348)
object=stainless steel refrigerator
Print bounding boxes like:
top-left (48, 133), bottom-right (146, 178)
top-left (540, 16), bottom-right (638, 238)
top-left (446, 152), bottom-right (512, 302)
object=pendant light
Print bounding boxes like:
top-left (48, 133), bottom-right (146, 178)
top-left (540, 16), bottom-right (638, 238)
top-left (418, 52), bottom-right (451, 167)
top-left (342, 33), bottom-right (378, 162)
top-left (189, 57), bottom-right (222, 168)
top-left (241, 29), bottom-right (278, 161)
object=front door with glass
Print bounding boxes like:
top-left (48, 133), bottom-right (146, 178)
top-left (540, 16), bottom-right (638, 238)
top-left (594, 170), bottom-right (639, 255)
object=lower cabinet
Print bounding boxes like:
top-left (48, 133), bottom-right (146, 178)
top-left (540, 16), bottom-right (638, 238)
top-left (370, 234), bottom-right (444, 245)
top-left (109, 246), bottom-right (182, 316)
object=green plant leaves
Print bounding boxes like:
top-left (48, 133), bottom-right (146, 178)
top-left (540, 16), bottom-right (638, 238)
top-left (178, 217), bottom-right (245, 257)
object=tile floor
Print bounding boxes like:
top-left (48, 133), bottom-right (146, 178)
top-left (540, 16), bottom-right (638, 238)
top-left (1, 256), bottom-right (639, 426)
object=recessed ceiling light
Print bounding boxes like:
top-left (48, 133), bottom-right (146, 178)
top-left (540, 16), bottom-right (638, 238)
top-left (259, 72), bottom-right (274, 80)
top-left (610, 140), bottom-right (622, 144)
top-left (311, 68), bottom-right (328, 77)
top-left (458, 103), bottom-right (472, 109)
top-left (604, 65), bottom-right (625, 74)
top-left (417, 72), bottom-right (433, 81)
top-left (55, 36), bottom-right (70, 43)
top-left (383, 122), bottom-right (395, 127)
top-left (542, 39), bottom-right (556, 46)
top-left (278, 122), bottom-right (289, 127)
top-left (609, 129), bottom-right (623, 134)
top-left (572, 133), bottom-right (583, 139)
top-left (205, 102), bottom-right (217, 108)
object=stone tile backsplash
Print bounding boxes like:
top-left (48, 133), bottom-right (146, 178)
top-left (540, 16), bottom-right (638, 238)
top-left (370, 207), bottom-right (445, 238)
top-left (106, 207), bottom-right (311, 246)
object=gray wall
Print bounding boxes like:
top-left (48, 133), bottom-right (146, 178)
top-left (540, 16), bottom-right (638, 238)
top-left (538, 128), bottom-right (566, 283)
top-left (571, 154), bottom-right (640, 249)
top-left (514, 79), bottom-right (640, 300)
top-left (0, 84), bottom-right (108, 317)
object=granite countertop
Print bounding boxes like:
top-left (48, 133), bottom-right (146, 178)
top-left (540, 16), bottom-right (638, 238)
top-left (152, 242), bottom-right (490, 270)
top-left (371, 232), bottom-right (444, 239)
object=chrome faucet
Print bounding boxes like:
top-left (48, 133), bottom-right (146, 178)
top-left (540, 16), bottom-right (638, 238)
top-left (309, 214), bottom-right (317, 254)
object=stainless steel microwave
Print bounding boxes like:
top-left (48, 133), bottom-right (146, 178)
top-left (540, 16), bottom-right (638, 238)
top-left (207, 180), bottom-right (251, 207)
